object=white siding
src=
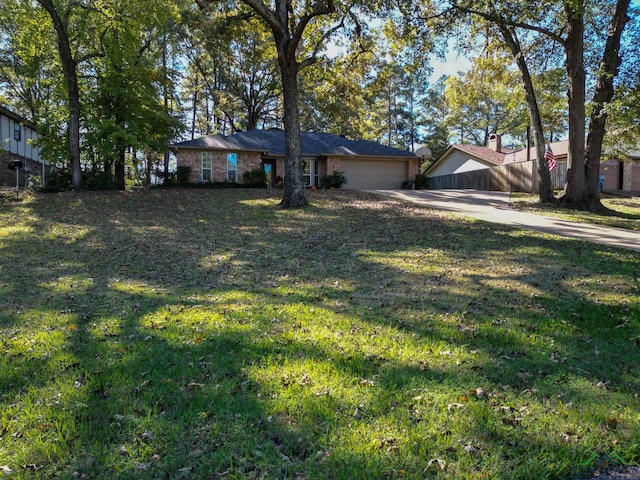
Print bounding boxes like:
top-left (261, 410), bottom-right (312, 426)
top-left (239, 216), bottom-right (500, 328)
top-left (428, 150), bottom-right (492, 177)
top-left (0, 110), bottom-right (41, 163)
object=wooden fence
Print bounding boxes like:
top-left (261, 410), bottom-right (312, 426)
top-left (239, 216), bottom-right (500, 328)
top-left (427, 161), bottom-right (567, 193)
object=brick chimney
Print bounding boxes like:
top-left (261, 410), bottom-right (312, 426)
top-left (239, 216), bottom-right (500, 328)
top-left (488, 133), bottom-right (502, 152)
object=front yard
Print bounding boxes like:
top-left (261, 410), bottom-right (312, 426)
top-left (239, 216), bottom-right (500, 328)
top-left (1, 189), bottom-right (638, 479)
top-left (509, 193), bottom-right (640, 231)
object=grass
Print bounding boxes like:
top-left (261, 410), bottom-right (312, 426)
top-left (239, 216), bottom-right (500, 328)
top-left (1, 189), bottom-right (639, 479)
top-left (509, 193), bottom-right (640, 231)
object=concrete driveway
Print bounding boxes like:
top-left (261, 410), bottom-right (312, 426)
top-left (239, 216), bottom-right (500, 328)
top-left (372, 189), bottom-right (640, 253)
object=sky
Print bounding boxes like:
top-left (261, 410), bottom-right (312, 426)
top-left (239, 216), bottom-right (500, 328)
top-left (429, 47), bottom-right (471, 83)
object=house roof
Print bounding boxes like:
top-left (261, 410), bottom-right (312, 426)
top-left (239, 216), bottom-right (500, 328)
top-left (449, 144), bottom-right (509, 166)
top-left (170, 129), bottom-right (415, 159)
top-left (425, 143), bottom-right (508, 176)
top-left (0, 105), bottom-right (37, 130)
top-left (508, 140), bottom-right (569, 162)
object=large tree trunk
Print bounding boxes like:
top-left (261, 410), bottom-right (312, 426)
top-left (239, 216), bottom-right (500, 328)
top-left (584, 0), bottom-right (631, 210)
top-left (37, 0), bottom-right (82, 190)
top-left (115, 148), bottom-right (126, 191)
top-left (499, 25), bottom-right (553, 203)
top-left (558, 1), bottom-right (588, 209)
top-left (277, 45), bottom-right (308, 208)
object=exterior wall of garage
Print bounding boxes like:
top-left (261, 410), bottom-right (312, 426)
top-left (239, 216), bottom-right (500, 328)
top-left (325, 156), bottom-right (417, 190)
top-left (339, 159), bottom-right (413, 190)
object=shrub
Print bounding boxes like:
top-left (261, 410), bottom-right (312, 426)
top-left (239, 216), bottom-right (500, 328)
top-left (242, 167), bottom-right (267, 187)
top-left (83, 170), bottom-right (114, 190)
top-left (176, 166), bottom-right (191, 184)
top-left (39, 169), bottom-right (73, 192)
top-left (321, 170), bottom-right (348, 189)
top-left (414, 173), bottom-right (428, 190)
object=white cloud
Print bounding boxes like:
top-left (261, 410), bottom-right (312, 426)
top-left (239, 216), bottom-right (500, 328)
top-left (429, 48), bottom-right (471, 82)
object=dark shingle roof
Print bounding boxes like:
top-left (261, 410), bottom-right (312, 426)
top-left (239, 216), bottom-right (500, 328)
top-left (171, 129), bottom-right (415, 158)
top-left (451, 144), bottom-right (507, 166)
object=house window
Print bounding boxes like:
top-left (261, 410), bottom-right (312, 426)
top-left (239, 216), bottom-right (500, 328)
top-left (14, 123), bottom-right (21, 141)
top-left (303, 159), bottom-right (319, 186)
top-left (202, 152), bottom-right (212, 181)
top-left (227, 153), bottom-right (237, 182)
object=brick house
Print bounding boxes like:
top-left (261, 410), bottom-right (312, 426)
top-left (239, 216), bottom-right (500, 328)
top-left (170, 129), bottom-right (418, 190)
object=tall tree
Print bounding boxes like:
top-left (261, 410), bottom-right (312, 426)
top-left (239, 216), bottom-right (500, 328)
top-left (219, 19), bottom-right (281, 131)
top-left (421, 76), bottom-right (450, 162)
top-left (85, 0), bottom-right (183, 190)
top-left (605, 25), bottom-right (640, 155)
top-left (583, 0), bottom-right (631, 207)
top-left (494, 25), bottom-right (554, 202)
top-left (182, 10), bottom-right (281, 136)
top-left (446, 0), bottom-right (633, 210)
top-left (0, 1), bottom-right (58, 120)
top-left (196, 0), bottom-right (350, 208)
top-left (443, 52), bottom-right (527, 147)
top-left (35, 0), bottom-right (88, 190)
top-left (299, 53), bottom-right (374, 139)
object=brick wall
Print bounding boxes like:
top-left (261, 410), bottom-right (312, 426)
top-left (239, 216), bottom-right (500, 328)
top-left (177, 149), bottom-right (262, 183)
top-left (326, 157), bottom-right (342, 175)
top-left (0, 152), bottom-right (47, 187)
top-left (407, 159), bottom-right (419, 179)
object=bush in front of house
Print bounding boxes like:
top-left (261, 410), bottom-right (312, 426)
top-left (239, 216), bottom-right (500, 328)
top-left (242, 168), bottom-right (268, 187)
top-left (321, 170), bottom-right (348, 189)
top-left (176, 166), bottom-right (191, 184)
top-left (38, 169), bottom-right (73, 192)
top-left (414, 173), bottom-right (428, 190)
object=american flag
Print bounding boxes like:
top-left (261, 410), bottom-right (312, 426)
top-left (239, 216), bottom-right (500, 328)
top-left (545, 144), bottom-right (557, 172)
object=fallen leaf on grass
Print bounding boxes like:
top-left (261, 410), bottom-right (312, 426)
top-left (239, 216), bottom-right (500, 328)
top-left (353, 406), bottom-right (364, 419)
top-left (471, 388), bottom-right (485, 397)
top-left (189, 448), bottom-right (203, 458)
top-left (316, 450), bottom-right (330, 460)
top-left (463, 444), bottom-right (478, 455)
top-left (134, 380), bottom-right (150, 393)
top-left (424, 458), bottom-right (446, 472)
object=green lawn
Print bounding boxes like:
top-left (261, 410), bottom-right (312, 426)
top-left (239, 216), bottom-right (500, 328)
top-left (1, 189), bottom-right (639, 479)
top-left (509, 193), bottom-right (640, 231)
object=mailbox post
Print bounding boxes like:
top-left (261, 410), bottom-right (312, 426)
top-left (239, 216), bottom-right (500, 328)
top-left (7, 160), bottom-right (23, 195)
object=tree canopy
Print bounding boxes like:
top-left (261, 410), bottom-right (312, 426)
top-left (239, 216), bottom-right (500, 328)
top-left (0, 0), bottom-right (637, 209)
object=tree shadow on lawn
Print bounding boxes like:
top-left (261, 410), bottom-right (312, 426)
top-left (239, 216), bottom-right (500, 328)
top-left (1, 189), bottom-right (638, 479)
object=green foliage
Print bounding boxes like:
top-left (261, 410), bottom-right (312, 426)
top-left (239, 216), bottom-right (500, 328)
top-left (242, 167), bottom-right (267, 187)
top-left (38, 168), bottom-right (72, 192)
top-left (321, 170), bottom-right (348, 189)
top-left (444, 49), bottom-right (528, 146)
top-left (414, 173), bottom-right (428, 189)
top-left (421, 77), bottom-right (450, 160)
top-left (82, 169), bottom-right (115, 190)
top-left (176, 166), bottom-right (191, 184)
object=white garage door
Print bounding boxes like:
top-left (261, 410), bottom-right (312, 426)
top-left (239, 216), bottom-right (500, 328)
top-left (340, 160), bottom-right (408, 190)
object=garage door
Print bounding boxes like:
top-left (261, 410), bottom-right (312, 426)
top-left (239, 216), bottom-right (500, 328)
top-left (340, 160), bottom-right (408, 190)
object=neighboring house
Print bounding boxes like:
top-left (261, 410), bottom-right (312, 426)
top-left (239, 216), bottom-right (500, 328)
top-left (1, 105), bottom-right (45, 187)
top-left (427, 134), bottom-right (640, 192)
top-left (505, 139), bottom-right (640, 191)
top-left (170, 129), bottom-right (418, 190)
top-left (426, 134), bottom-right (512, 177)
